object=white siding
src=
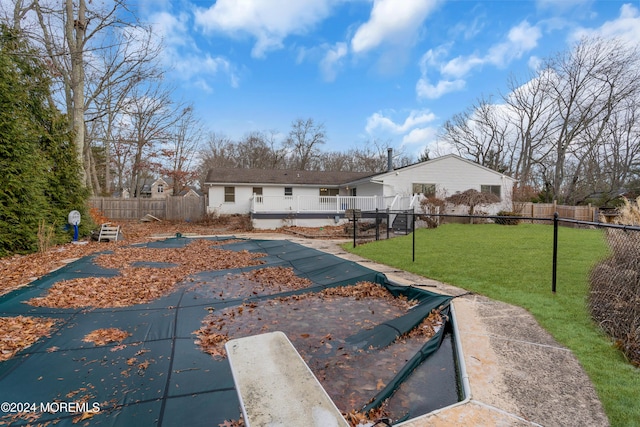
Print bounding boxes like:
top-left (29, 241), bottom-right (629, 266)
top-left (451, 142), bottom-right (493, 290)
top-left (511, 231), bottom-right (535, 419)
top-left (354, 182), bottom-right (383, 197)
top-left (208, 185), bottom-right (254, 214)
top-left (207, 155), bottom-right (516, 216)
top-left (208, 184), bottom-right (332, 214)
top-left (375, 156), bottom-right (515, 213)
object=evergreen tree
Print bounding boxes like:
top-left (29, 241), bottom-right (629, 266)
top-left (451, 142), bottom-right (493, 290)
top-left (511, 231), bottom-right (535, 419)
top-left (0, 26), bottom-right (87, 256)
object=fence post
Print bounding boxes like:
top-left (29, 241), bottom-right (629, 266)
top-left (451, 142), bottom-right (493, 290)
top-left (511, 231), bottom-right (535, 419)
top-left (386, 209), bottom-right (390, 240)
top-left (412, 210), bottom-right (416, 263)
top-left (552, 212), bottom-right (558, 293)
top-left (352, 209), bottom-right (357, 248)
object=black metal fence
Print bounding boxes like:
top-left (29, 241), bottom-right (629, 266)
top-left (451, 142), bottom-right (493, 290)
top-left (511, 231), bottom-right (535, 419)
top-left (350, 210), bottom-right (640, 290)
top-left (349, 209), bottom-right (640, 365)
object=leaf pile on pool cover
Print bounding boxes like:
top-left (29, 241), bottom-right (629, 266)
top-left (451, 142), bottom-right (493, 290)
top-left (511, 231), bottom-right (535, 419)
top-left (193, 281), bottom-right (442, 414)
top-left (343, 403), bottom-right (390, 427)
top-left (241, 266), bottom-right (312, 290)
top-left (218, 418), bottom-right (245, 427)
top-left (92, 239), bottom-right (260, 272)
top-left (0, 316), bottom-right (58, 361)
top-left (193, 329), bottom-right (229, 359)
top-left (26, 240), bottom-right (266, 308)
top-left (82, 328), bottom-right (131, 346)
top-left (402, 309), bottom-right (444, 340)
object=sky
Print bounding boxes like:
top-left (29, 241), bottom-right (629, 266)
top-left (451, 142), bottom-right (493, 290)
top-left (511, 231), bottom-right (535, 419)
top-left (134, 0), bottom-right (640, 159)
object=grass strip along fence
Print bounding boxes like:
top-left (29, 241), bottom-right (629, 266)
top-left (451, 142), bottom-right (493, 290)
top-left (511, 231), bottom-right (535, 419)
top-left (345, 216), bottom-right (640, 426)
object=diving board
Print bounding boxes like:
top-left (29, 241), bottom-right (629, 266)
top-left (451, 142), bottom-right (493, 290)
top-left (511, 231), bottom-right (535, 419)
top-left (225, 331), bottom-right (349, 427)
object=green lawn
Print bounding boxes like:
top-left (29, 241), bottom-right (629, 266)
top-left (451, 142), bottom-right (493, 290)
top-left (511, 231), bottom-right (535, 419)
top-left (346, 223), bottom-right (639, 426)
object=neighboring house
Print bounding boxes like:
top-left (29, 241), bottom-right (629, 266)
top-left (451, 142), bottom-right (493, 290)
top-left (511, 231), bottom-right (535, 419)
top-left (138, 178), bottom-right (171, 199)
top-left (204, 153), bottom-right (517, 229)
top-left (177, 186), bottom-right (204, 198)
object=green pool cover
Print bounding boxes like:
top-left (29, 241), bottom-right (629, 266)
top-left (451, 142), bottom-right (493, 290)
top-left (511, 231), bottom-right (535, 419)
top-left (0, 237), bottom-right (457, 426)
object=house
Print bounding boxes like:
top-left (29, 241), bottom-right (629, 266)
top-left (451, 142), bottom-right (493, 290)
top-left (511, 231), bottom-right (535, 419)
top-left (177, 186), bottom-right (203, 198)
top-left (138, 178), bottom-right (171, 199)
top-left (204, 153), bottom-right (517, 229)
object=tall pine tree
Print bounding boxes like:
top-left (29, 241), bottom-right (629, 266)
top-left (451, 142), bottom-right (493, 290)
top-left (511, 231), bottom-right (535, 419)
top-left (0, 26), bottom-right (87, 255)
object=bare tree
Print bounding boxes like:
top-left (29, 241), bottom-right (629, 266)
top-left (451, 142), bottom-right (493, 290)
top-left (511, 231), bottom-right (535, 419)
top-left (583, 98), bottom-right (640, 201)
top-left (284, 118), bottom-right (326, 170)
top-left (110, 135), bottom-right (135, 197)
top-left (11, 0), bottom-right (160, 192)
top-left (503, 71), bottom-right (558, 187)
top-left (199, 132), bottom-right (237, 168)
top-left (160, 106), bottom-right (203, 195)
top-left (441, 36), bottom-right (640, 204)
top-left (439, 96), bottom-right (513, 173)
top-left (123, 81), bottom-right (188, 197)
top-left (543, 36), bottom-right (640, 203)
top-left (236, 131), bottom-right (287, 169)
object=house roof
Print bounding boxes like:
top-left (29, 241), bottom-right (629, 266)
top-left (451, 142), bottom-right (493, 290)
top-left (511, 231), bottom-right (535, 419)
top-left (205, 154), bottom-right (517, 188)
top-left (138, 177), bottom-right (171, 193)
top-left (177, 186), bottom-right (204, 197)
top-left (204, 168), bottom-right (374, 186)
top-left (343, 154), bottom-right (518, 186)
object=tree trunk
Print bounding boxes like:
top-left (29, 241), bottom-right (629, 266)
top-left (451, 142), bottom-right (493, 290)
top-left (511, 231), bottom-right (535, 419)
top-left (65, 0), bottom-right (87, 186)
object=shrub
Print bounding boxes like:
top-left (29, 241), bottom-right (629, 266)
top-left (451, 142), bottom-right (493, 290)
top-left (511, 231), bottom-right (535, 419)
top-left (589, 197), bottom-right (640, 366)
top-left (419, 196), bottom-right (445, 228)
top-left (495, 211), bottom-right (521, 225)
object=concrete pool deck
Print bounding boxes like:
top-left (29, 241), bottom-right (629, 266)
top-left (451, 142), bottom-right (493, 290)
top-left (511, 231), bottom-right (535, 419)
top-left (230, 233), bottom-right (609, 427)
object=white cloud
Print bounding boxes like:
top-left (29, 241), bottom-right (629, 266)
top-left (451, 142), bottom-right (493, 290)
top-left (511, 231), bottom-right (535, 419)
top-left (194, 0), bottom-right (336, 58)
top-left (571, 3), bottom-right (640, 45)
top-left (489, 21), bottom-right (541, 65)
top-left (416, 77), bottom-right (465, 99)
top-left (536, 0), bottom-right (591, 11)
top-left (365, 109), bottom-right (436, 134)
top-left (419, 45), bottom-right (452, 70)
top-left (440, 55), bottom-right (484, 79)
top-left (444, 21), bottom-right (541, 76)
top-left (149, 11), bottom-right (191, 47)
top-left (528, 55), bottom-right (542, 70)
top-left (351, 0), bottom-right (440, 53)
top-left (416, 20), bottom-right (541, 100)
top-left (365, 110), bottom-right (439, 158)
top-left (143, 9), bottom-right (241, 91)
top-left (416, 45), bottom-right (467, 98)
top-left (449, 15), bottom-right (486, 41)
top-left (401, 126), bottom-right (438, 146)
top-left (320, 42), bottom-right (348, 82)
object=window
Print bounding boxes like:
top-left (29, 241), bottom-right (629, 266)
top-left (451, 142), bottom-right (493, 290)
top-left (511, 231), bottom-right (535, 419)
top-left (412, 183), bottom-right (436, 197)
top-left (481, 185), bottom-right (501, 199)
top-left (284, 187), bottom-right (293, 196)
top-left (252, 187), bottom-right (263, 203)
top-left (224, 186), bottom-right (235, 202)
top-left (319, 188), bottom-right (339, 196)
top-left (157, 185), bottom-right (164, 193)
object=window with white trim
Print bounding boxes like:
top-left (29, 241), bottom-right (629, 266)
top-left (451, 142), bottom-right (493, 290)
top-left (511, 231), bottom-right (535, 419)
top-left (481, 185), bottom-right (501, 199)
top-left (412, 183), bottom-right (436, 197)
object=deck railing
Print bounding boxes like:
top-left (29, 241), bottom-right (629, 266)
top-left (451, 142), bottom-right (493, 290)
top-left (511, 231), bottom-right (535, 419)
top-left (251, 195), bottom-right (386, 213)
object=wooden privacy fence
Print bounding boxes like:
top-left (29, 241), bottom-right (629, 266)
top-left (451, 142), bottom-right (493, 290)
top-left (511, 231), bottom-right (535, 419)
top-left (518, 202), bottom-right (597, 224)
top-left (89, 197), bottom-right (206, 221)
